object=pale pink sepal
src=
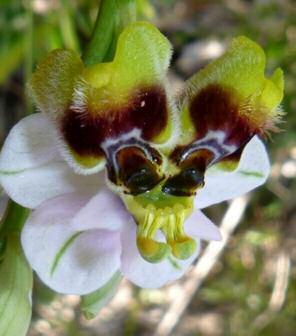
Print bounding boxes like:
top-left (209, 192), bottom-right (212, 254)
top-left (184, 210), bottom-right (222, 241)
top-left (71, 187), bottom-right (132, 232)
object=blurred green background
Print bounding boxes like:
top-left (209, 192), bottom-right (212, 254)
top-left (0, 0), bottom-right (295, 335)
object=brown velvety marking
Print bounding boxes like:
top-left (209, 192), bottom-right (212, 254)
top-left (190, 84), bottom-right (260, 147)
top-left (61, 86), bottom-right (168, 158)
top-left (116, 147), bottom-right (163, 195)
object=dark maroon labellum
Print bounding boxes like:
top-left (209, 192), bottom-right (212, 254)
top-left (189, 84), bottom-right (260, 147)
top-left (61, 86), bottom-right (168, 159)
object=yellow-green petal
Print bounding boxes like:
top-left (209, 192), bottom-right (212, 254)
top-left (80, 21), bottom-right (175, 146)
top-left (180, 36), bottom-right (284, 145)
top-left (29, 49), bottom-right (83, 119)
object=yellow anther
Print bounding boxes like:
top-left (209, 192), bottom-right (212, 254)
top-left (122, 187), bottom-right (196, 263)
top-left (137, 236), bottom-right (170, 263)
top-left (168, 236), bottom-right (197, 260)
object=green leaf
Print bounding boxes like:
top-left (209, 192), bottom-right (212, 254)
top-left (0, 235), bottom-right (33, 336)
top-left (81, 271), bottom-right (122, 320)
top-left (0, 201), bottom-right (30, 235)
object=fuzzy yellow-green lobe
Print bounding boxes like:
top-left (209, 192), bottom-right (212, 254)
top-left (83, 21), bottom-right (172, 94)
top-left (29, 50), bottom-right (106, 172)
top-left (29, 49), bottom-right (83, 118)
top-left (28, 23), bottom-right (175, 173)
top-left (180, 36), bottom-right (284, 144)
top-left (187, 36), bottom-right (283, 108)
top-left (81, 21), bottom-right (174, 144)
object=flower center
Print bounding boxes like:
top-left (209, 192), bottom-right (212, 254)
top-left (123, 185), bottom-right (196, 263)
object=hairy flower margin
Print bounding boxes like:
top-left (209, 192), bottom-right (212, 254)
top-left (0, 22), bottom-right (283, 295)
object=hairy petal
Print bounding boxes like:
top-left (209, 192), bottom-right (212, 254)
top-left (180, 36), bottom-right (284, 146)
top-left (29, 23), bottom-right (176, 175)
top-left (61, 22), bottom-right (174, 171)
top-left (29, 49), bottom-right (83, 119)
top-left (29, 49), bottom-right (105, 174)
top-left (195, 136), bottom-right (270, 209)
top-left (65, 22), bottom-right (173, 171)
top-left (21, 193), bottom-right (121, 295)
top-left (167, 37), bottom-right (283, 199)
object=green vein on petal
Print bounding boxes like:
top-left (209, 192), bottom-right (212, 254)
top-left (167, 255), bottom-right (182, 270)
top-left (50, 232), bottom-right (82, 276)
top-left (239, 170), bottom-right (265, 178)
top-left (0, 160), bottom-right (66, 176)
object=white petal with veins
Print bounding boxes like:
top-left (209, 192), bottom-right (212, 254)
top-left (0, 113), bottom-right (57, 172)
top-left (21, 193), bottom-right (121, 295)
top-left (0, 113), bottom-right (104, 208)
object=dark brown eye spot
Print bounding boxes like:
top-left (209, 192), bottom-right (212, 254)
top-left (114, 146), bottom-right (163, 195)
top-left (162, 168), bottom-right (205, 197)
top-left (61, 86), bottom-right (168, 159)
top-left (179, 148), bottom-right (214, 171)
top-left (190, 84), bottom-right (259, 147)
top-left (163, 149), bottom-right (213, 196)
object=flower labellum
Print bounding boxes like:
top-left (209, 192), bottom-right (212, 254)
top-left (0, 22), bottom-right (283, 294)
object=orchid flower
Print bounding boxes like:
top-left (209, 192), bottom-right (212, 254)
top-left (0, 22), bottom-right (283, 295)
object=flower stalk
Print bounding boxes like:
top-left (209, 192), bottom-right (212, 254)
top-left (82, 0), bottom-right (137, 65)
top-left (0, 199), bottom-right (30, 261)
top-left (0, 200), bottom-right (29, 240)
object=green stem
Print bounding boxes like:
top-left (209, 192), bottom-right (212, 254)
top-left (82, 0), bottom-right (116, 65)
top-left (0, 201), bottom-right (30, 239)
top-left (82, 0), bottom-right (136, 65)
